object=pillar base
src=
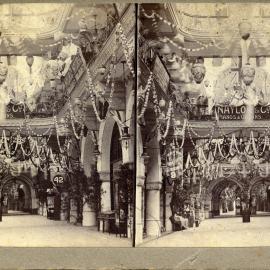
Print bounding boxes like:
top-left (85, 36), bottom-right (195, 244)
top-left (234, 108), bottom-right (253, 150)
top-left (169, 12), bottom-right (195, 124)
top-left (82, 210), bottom-right (96, 226)
top-left (135, 222), bottom-right (143, 245)
top-left (146, 219), bottom-right (161, 237)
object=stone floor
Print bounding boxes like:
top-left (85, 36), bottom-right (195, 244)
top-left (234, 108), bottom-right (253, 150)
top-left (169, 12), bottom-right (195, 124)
top-left (0, 214), bottom-right (131, 247)
top-left (141, 216), bottom-right (270, 247)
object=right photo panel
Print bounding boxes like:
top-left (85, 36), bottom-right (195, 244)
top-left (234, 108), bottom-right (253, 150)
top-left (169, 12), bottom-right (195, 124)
top-left (136, 3), bottom-right (270, 247)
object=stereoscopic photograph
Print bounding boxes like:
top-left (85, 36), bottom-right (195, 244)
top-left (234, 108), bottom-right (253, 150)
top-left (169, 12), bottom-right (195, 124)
top-left (0, 2), bottom-right (135, 247)
top-left (137, 3), bottom-right (270, 248)
top-left (1, 1), bottom-right (270, 268)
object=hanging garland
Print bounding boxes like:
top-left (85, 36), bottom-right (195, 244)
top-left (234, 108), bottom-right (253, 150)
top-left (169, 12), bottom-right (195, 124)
top-left (116, 23), bottom-right (135, 77)
top-left (140, 7), bottom-right (214, 52)
top-left (138, 72), bottom-right (153, 119)
top-left (160, 100), bottom-right (173, 139)
top-left (85, 68), bottom-right (104, 123)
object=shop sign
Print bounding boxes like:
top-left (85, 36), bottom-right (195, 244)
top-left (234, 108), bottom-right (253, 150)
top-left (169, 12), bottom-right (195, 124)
top-left (52, 175), bottom-right (65, 186)
top-left (6, 102), bottom-right (26, 119)
top-left (213, 105), bottom-right (246, 120)
top-left (254, 105), bottom-right (270, 120)
top-left (152, 56), bottom-right (170, 94)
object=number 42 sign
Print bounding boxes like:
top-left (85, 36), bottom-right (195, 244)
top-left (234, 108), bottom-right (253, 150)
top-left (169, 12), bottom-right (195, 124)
top-left (53, 175), bottom-right (65, 186)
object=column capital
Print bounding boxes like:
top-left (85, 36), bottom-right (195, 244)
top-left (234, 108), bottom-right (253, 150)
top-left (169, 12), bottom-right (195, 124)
top-left (98, 171), bottom-right (110, 182)
top-left (146, 181), bottom-right (162, 190)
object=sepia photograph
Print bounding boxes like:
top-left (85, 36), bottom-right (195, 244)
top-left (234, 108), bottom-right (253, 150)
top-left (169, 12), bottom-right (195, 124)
top-left (137, 2), bottom-right (270, 248)
top-left (1, 1), bottom-right (270, 269)
top-left (0, 2), bottom-right (135, 248)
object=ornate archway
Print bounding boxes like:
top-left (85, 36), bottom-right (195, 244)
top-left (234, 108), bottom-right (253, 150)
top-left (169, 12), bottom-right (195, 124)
top-left (0, 174), bottom-right (38, 214)
top-left (249, 176), bottom-right (270, 214)
top-left (204, 176), bottom-right (244, 217)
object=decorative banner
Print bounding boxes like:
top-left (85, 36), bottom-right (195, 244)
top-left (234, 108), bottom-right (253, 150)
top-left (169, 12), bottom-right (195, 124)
top-left (254, 105), bottom-right (270, 120)
top-left (152, 55), bottom-right (170, 94)
top-left (166, 143), bottom-right (183, 181)
top-left (213, 105), bottom-right (246, 120)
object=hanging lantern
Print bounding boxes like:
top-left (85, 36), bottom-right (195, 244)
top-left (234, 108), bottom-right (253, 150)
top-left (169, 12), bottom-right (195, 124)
top-left (141, 146), bottom-right (150, 166)
top-left (92, 143), bottom-right (100, 163)
top-left (26, 55), bottom-right (34, 74)
top-left (238, 21), bottom-right (252, 40)
top-left (120, 126), bottom-right (131, 150)
top-left (93, 144), bottom-right (100, 156)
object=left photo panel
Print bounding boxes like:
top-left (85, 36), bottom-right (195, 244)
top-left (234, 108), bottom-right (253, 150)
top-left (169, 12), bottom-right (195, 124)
top-left (0, 3), bottom-right (135, 247)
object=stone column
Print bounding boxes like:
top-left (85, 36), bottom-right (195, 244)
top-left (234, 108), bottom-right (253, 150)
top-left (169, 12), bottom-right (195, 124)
top-left (99, 171), bottom-right (111, 231)
top-left (146, 136), bottom-right (162, 237)
top-left (145, 137), bottom-right (162, 237)
top-left (135, 175), bottom-right (145, 245)
top-left (146, 181), bottom-right (162, 237)
top-left (165, 186), bottom-right (173, 232)
top-left (99, 171), bottom-right (111, 212)
top-left (82, 196), bottom-right (96, 226)
top-left (69, 198), bottom-right (77, 223)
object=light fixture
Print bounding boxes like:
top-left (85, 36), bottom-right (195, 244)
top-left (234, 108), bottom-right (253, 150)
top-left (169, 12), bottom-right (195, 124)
top-left (26, 55), bottom-right (34, 74)
top-left (141, 146), bottom-right (150, 166)
top-left (92, 143), bottom-right (100, 163)
top-left (120, 126), bottom-right (131, 150)
top-left (93, 143), bottom-right (100, 156)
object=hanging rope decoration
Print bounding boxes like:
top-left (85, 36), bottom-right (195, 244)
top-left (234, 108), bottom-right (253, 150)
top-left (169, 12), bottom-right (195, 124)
top-left (116, 23), bottom-right (135, 77)
top-left (138, 72), bottom-right (153, 119)
top-left (163, 36), bottom-right (213, 52)
top-left (106, 54), bottom-right (117, 112)
top-left (86, 68), bottom-right (104, 123)
top-left (152, 82), bottom-right (162, 116)
top-left (140, 7), bottom-right (214, 52)
top-left (161, 100), bottom-right (173, 139)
